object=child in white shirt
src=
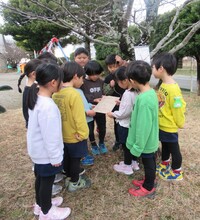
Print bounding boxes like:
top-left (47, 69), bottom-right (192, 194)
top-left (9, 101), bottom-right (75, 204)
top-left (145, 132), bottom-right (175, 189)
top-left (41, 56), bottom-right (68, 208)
top-left (107, 66), bottom-right (139, 175)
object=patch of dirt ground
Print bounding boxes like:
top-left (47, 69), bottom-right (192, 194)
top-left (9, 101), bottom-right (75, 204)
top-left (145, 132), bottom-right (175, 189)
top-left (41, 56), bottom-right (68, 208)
top-left (0, 72), bottom-right (200, 219)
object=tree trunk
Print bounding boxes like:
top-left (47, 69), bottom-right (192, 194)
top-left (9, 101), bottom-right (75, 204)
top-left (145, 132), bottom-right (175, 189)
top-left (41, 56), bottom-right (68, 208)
top-left (112, 0), bottom-right (134, 59)
top-left (84, 24), bottom-right (91, 59)
top-left (195, 55), bottom-right (200, 96)
top-left (84, 39), bottom-right (91, 59)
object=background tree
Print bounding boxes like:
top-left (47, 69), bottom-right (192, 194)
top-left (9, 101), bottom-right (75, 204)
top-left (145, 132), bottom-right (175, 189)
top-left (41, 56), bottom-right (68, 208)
top-left (1, 0), bottom-right (198, 60)
top-left (0, 1), bottom-right (71, 52)
top-left (150, 1), bottom-right (200, 94)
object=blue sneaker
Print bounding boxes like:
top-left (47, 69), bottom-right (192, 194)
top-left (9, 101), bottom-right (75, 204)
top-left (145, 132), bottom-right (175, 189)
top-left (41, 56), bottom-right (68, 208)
top-left (91, 146), bottom-right (100, 155)
top-left (99, 143), bottom-right (108, 154)
top-left (81, 155), bottom-right (94, 166)
top-left (159, 169), bottom-right (183, 181)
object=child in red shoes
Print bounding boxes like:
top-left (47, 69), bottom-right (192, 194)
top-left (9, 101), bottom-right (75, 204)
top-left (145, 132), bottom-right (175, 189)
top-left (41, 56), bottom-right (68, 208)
top-left (125, 61), bottom-right (159, 198)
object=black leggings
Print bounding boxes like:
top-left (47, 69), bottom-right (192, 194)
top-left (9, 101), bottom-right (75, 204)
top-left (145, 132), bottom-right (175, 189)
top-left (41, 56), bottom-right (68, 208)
top-left (88, 113), bottom-right (106, 144)
top-left (35, 174), bottom-right (55, 214)
top-left (142, 156), bottom-right (156, 191)
top-left (122, 144), bottom-right (138, 165)
top-left (63, 148), bottom-right (81, 182)
top-left (161, 142), bottom-right (182, 169)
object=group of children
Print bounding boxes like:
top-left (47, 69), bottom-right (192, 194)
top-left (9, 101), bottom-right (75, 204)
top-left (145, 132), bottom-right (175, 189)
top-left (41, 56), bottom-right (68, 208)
top-left (18, 48), bottom-right (186, 219)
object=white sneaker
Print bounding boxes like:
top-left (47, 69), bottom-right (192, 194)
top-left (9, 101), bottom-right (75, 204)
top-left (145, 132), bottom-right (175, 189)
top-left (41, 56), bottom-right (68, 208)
top-left (52, 184), bottom-right (62, 196)
top-left (39, 205), bottom-right (71, 220)
top-left (54, 173), bottom-right (64, 183)
top-left (131, 160), bottom-right (140, 171)
top-left (33, 196), bottom-right (64, 215)
top-left (113, 162), bottom-right (133, 175)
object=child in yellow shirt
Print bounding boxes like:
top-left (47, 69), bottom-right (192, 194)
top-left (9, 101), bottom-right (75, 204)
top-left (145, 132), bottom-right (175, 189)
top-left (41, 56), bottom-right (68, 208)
top-left (152, 52), bottom-right (186, 181)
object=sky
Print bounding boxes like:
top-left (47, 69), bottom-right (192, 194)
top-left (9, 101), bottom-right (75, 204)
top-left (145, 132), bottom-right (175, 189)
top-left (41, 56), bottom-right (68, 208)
top-left (0, 0), bottom-right (187, 46)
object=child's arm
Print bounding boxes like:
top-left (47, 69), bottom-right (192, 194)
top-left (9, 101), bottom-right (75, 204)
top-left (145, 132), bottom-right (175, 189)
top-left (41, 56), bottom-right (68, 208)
top-left (112, 92), bottom-right (134, 119)
top-left (71, 93), bottom-right (89, 140)
top-left (170, 94), bottom-right (186, 128)
top-left (103, 75), bottom-right (115, 95)
top-left (39, 108), bottom-right (63, 165)
top-left (78, 89), bottom-right (96, 117)
top-left (103, 83), bottom-right (114, 95)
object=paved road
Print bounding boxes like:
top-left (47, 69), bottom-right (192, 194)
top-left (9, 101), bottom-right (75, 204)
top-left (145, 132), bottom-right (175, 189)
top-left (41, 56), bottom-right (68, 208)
top-left (0, 71), bottom-right (25, 110)
top-left (150, 75), bottom-right (197, 92)
top-left (0, 71), bottom-right (198, 111)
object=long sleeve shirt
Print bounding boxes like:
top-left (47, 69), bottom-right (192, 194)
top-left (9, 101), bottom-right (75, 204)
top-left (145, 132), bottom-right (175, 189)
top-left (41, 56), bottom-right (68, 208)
top-left (81, 78), bottom-right (104, 104)
top-left (27, 96), bottom-right (64, 165)
top-left (157, 83), bottom-right (186, 132)
top-left (126, 89), bottom-right (159, 157)
top-left (112, 89), bottom-right (138, 128)
top-left (76, 88), bottom-right (93, 123)
top-left (53, 87), bottom-right (89, 143)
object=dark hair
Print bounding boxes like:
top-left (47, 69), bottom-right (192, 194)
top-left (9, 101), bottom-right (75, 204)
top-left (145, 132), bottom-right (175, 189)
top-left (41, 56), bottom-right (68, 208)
top-left (74, 47), bottom-right (89, 57)
top-left (126, 60), bottom-right (152, 85)
top-left (62, 61), bottom-right (85, 83)
top-left (37, 52), bottom-right (58, 63)
top-left (84, 60), bottom-right (103, 76)
top-left (17, 59), bottom-right (42, 93)
top-left (115, 66), bottom-right (127, 81)
top-left (27, 63), bottom-right (63, 110)
top-left (152, 52), bottom-right (177, 75)
top-left (105, 54), bottom-right (117, 65)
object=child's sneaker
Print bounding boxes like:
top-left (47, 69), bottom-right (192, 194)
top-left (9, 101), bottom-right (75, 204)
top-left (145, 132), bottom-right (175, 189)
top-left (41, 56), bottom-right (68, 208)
top-left (79, 167), bottom-right (86, 175)
top-left (159, 169), bottom-right (183, 181)
top-left (131, 160), bottom-right (140, 171)
top-left (91, 146), bottom-right (100, 155)
top-left (129, 186), bottom-right (156, 198)
top-left (112, 142), bottom-right (120, 151)
top-left (156, 162), bottom-right (170, 174)
top-left (39, 205), bottom-right (71, 220)
top-left (52, 184), bottom-right (62, 196)
top-left (68, 176), bottom-right (91, 192)
top-left (113, 161), bottom-right (133, 175)
top-left (99, 143), bottom-right (108, 154)
top-left (33, 197), bottom-right (63, 216)
top-left (65, 177), bottom-right (71, 188)
top-left (54, 173), bottom-right (64, 183)
top-left (81, 155), bottom-right (94, 166)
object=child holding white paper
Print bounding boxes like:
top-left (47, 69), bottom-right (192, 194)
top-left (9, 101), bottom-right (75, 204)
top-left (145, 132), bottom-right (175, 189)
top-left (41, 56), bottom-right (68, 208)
top-left (81, 60), bottom-right (108, 155)
top-left (107, 66), bottom-right (139, 175)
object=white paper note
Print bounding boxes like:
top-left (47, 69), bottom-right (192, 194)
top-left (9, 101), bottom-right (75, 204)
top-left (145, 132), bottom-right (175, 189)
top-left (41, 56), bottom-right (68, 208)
top-left (93, 96), bottom-right (119, 114)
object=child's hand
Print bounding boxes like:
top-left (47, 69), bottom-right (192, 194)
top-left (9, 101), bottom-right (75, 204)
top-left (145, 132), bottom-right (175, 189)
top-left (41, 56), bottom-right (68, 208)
top-left (107, 112), bottom-right (114, 118)
top-left (52, 163), bottom-right (62, 167)
top-left (115, 55), bottom-right (127, 66)
top-left (75, 133), bottom-right (82, 141)
top-left (110, 80), bottom-right (115, 87)
top-left (93, 98), bottom-right (102, 103)
top-left (115, 99), bottom-right (120, 105)
top-left (86, 110), bottom-right (96, 117)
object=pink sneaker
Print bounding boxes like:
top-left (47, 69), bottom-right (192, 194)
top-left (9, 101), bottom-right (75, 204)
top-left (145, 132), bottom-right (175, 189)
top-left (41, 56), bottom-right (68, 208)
top-left (33, 196), bottom-right (63, 215)
top-left (39, 205), bottom-right (71, 220)
top-left (113, 161), bottom-right (133, 175)
top-left (131, 160), bottom-right (140, 171)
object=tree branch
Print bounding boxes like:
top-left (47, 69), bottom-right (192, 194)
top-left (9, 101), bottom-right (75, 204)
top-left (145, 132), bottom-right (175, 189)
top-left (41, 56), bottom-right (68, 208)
top-left (169, 20), bottom-right (200, 54)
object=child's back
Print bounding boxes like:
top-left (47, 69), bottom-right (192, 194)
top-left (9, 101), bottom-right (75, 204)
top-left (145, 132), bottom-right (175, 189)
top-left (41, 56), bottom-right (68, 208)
top-left (53, 86), bottom-right (89, 143)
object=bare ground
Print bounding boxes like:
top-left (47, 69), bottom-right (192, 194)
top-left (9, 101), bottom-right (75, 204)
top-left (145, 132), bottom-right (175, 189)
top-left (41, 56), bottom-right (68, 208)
top-left (0, 72), bottom-right (200, 220)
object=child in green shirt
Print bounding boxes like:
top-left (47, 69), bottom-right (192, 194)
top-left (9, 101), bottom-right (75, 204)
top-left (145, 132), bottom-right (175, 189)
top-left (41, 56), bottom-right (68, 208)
top-left (126, 60), bottom-right (159, 198)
